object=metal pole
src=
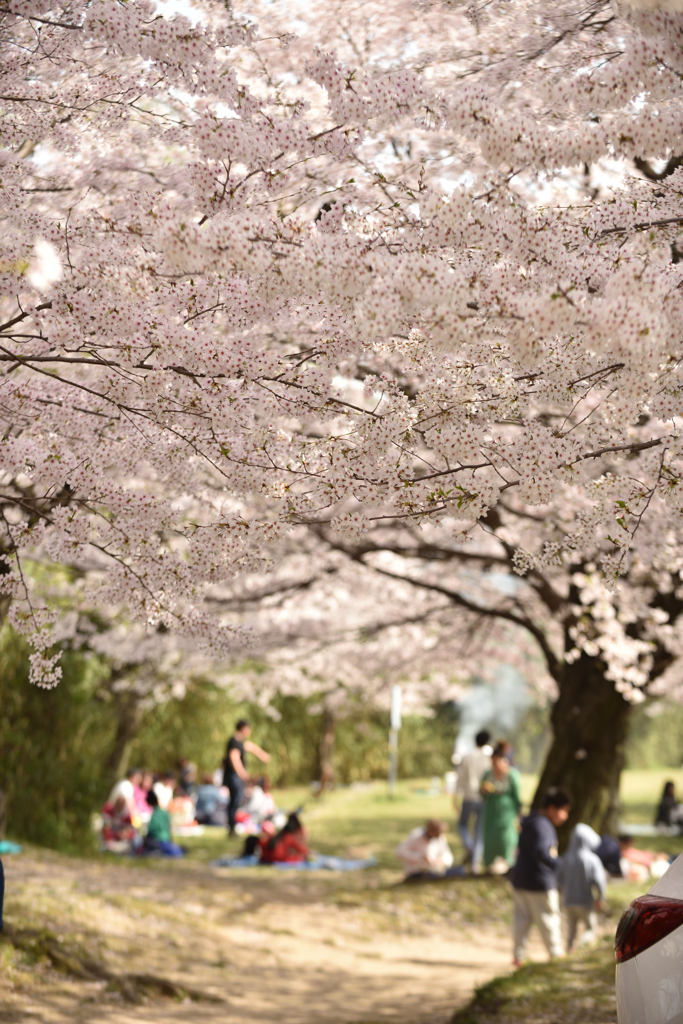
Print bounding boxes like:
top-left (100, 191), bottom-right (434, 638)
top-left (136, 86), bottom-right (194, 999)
top-left (388, 727), bottom-right (398, 797)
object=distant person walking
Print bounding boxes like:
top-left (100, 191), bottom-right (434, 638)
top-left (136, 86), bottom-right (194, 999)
top-left (557, 823), bottom-right (606, 952)
top-left (223, 720), bottom-right (271, 835)
top-left (480, 741), bottom-right (521, 871)
top-left (455, 730), bottom-right (492, 872)
top-left (511, 788), bottom-right (572, 965)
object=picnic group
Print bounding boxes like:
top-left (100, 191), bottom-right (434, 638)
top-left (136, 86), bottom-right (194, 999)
top-left (396, 731), bottom-right (674, 961)
top-left (99, 719), bottom-right (678, 962)
top-left (101, 719), bottom-right (281, 858)
top-left (101, 719), bottom-right (375, 871)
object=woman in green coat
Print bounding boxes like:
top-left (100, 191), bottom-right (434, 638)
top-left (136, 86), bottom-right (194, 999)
top-left (481, 741), bottom-right (521, 870)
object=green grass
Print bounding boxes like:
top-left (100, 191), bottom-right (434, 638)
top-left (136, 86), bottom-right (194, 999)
top-left (619, 768), bottom-right (683, 856)
top-left (452, 939), bottom-right (617, 1024)
top-left (620, 767), bottom-right (683, 818)
top-left (177, 768), bottom-right (683, 866)
top-left (182, 778), bottom-right (467, 868)
top-left (12, 772), bottom-right (677, 1024)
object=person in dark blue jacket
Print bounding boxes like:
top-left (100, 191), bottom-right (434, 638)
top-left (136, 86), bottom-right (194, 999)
top-left (511, 788), bottom-right (572, 966)
top-left (0, 857), bottom-right (4, 932)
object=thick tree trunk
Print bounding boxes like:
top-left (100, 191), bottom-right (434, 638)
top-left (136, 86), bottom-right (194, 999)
top-left (533, 652), bottom-right (632, 849)
top-left (107, 696), bottom-right (145, 782)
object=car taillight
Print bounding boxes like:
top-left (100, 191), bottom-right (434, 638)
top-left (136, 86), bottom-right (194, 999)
top-left (615, 895), bottom-right (683, 963)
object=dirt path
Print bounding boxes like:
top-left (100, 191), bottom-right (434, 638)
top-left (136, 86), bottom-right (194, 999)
top-left (0, 851), bottom-right (535, 1024)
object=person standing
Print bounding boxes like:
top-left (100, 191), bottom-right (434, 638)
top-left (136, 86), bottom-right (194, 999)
top-left (223, 720), bottom-right (271, 835)
top-left (511, 788), bottom-right (572, 965)
top-left (481, 741), bottom-right (521, 871)
top-left (557, 823), bottom-right (606, 952)
top-left (455, 730), bottom-right (492, 871)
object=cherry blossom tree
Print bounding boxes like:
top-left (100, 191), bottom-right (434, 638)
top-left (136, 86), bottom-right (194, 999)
top-left (3, 0), bottom-right (683, 827)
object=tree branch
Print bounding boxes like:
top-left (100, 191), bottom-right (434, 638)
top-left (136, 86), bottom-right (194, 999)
top-left (357, 558), bottom-right (561, 678)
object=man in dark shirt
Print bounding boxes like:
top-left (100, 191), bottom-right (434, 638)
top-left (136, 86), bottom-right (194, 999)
top-left (511, 788), bottom-right (571, 965)
top-left (223, 720), bottom-right (271, 835)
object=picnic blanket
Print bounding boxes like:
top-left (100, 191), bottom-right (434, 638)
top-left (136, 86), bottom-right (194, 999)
top-left (211, 853), bottom-right (377, 871)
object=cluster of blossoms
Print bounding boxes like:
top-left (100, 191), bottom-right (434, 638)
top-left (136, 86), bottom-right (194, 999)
top-left (2, 0), bottom-right (683, 695)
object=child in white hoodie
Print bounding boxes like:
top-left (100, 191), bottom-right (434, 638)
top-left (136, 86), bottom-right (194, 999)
top-left (557, 823), bottom-right (607, 951)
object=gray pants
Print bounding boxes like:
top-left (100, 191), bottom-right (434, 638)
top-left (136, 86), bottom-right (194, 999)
top-left (458, 799), bottom-right (483, 868)
top-left (565, 904), bottom-right (598, 951)
top-left (513, 887), bottom-right (563, 962)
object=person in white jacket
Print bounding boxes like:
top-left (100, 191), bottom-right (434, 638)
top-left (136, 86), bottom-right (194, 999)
top-left (455, 730), bottom-right (492, 871)
top-left (396, 820), bottom-right (455, 878)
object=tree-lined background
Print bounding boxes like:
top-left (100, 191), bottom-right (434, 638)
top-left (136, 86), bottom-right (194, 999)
top-left (3, 618), bottom-right (682, 853)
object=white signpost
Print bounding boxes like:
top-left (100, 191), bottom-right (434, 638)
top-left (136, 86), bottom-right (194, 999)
top-left (388, 684), bottom-right (402, 797)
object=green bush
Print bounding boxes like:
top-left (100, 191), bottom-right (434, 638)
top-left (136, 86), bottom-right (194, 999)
top-left (0, 622), bottom-right (458, 850)
top-left (0, 627), bottom-right (113, 852)
top-left (130, 683), bottom-right (457, 785)
top-left (626, 700), bottom-right (683, 769)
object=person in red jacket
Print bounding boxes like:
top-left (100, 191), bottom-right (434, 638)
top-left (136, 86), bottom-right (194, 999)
top-left (259, 813), bottom-right (309, 864)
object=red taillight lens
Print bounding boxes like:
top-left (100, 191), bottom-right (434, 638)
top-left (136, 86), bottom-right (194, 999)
top-left (615, 895), bottom-right (683, 962)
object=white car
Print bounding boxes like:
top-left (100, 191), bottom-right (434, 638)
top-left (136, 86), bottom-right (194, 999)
top-left (616, 853), bottom-right (683, 1024)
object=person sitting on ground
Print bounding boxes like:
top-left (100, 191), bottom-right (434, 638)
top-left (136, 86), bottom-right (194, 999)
top-left (101, 795), bottom-right (136, 844)
top-left (143, 789), bottom-right (184, 857)
top-left (244, 777), bottom-right (276, 822)
top-left (618, 834), bottom-right (671, 882)
top-left (195, 772), bottom-right (228, 826)
top-left (511, 788), bottom-right (572, 966)
top-left (596, 834), bottom-right (622, 876)
top-left (177, 758), bottom-right (197, 797)
top-left (655, 781), bottom-right (681, 830)
top-left (396, 819), bottom-right (455, 879)
top-left (259, 812), bottom-right (309, 864)
top-left (152, 772), bottom-right (176, 810)
top-left (557, 823), bottom-right (606, 952)
top-left (133, 770), bottom-right (153, 823)
top-left (107, 768), bottom-right (142, 823)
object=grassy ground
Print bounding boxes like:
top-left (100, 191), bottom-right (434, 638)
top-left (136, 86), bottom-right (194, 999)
top-left (176, 767), bottom-right (683, 866)
top-left (181, 778), bottom-right (469, 867)
top-left (452, 938), bottom-right (618, 1024)
top-left (3, 768), bottom-right (681, 1023)
top-left (447, 875), bottom-right (650, 1024)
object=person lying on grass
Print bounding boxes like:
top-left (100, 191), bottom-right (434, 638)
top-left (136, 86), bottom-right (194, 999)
top-left (259, 813), bottom-right (309, 864)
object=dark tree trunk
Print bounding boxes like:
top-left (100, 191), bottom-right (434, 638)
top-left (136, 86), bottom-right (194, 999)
top-left (107, 696), bottom-right (145, 783)
top-left (533, 652), bottom-right (632, 849)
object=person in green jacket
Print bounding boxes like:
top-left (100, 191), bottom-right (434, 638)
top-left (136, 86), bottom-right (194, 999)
top-left (143, 789), bottom-right (183, 857)
top-left (481, 741), bottom-right (522, 870)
